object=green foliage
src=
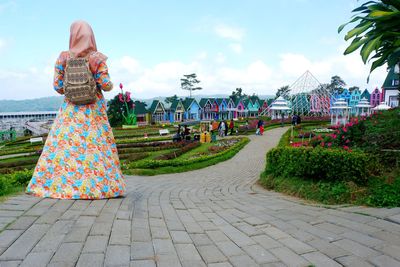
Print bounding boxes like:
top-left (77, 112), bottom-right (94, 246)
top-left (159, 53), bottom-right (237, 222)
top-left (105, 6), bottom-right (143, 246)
top-left (310, 109), bottom-right (400, 167)
top-left (107, 93), bottom-right (146, 127)
top-left (0, 169), bottom-right (33, 196)
top-left (107, 94), bottom-right (135, 127)
top-left (260, 171), bottom-right (365, 205)
top-left (261, 169), bottom-right (400, 207)
top-left (366, 173), bottom-right (400, 207)
top-left (230, 88), bottom-right (247, 103)
top-left (165, 95), bottom-right (179, 104)
top-left (275, 85), bottom-right (290, 99)
top-left (266, 147), bottom-right (374, 185)
top-left (339, 0), bottom-right (400, 76)
top-left (180, 73), bottom-right (202, 97)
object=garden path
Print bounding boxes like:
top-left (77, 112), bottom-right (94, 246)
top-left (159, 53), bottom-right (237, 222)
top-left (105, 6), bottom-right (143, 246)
top-left (1, 127), bottom-right (400, 266)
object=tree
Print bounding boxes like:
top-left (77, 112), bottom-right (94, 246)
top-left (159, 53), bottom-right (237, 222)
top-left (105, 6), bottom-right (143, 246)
top-left (339, 0), bottom-right (400, 79)
top-left (348, 86), bottom-right (360, 92)
top-left (275, 85), bottom-right (290, 99)
top-left (165, 94), bottom-right (178, 104)
top-left (314, 83), bottom-right (330, 94)
top-left (180, 73), bottom-right (202, 97)
top-left (230, 88), bottom-right (246, 102)
top-left (328, 75), bottom-right (346, 94)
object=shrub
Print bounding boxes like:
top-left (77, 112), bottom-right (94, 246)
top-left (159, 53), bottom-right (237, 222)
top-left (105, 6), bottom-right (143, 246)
top-left (265, 147), bottom-right (375, 185)
top-left (11, 169), bottom-right (34, 186)
top-left (0, 169), bottom-right (33, 196)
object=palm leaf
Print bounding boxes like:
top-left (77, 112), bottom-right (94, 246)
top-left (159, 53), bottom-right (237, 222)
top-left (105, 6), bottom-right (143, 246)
top-left (360, 36), bottom-right (381, 63)
top-left (345, 21), bottom-right (372, 40)
top-left (344, 37), bottom-right (368, 54)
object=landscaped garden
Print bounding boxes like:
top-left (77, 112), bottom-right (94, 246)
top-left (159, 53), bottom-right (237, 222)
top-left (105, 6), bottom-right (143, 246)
top-left (260, 108), bottom-right (400, 207)
top-left (0, 123), bottom-right (251, 197)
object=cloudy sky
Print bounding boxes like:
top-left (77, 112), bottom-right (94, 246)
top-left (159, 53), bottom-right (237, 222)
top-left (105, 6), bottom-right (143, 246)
top-left (0, 0), bottom-right (388, 100)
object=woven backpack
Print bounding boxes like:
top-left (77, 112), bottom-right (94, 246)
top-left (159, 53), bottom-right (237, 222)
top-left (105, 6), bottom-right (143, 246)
top-left (64, 55), bottom-right (97, 105)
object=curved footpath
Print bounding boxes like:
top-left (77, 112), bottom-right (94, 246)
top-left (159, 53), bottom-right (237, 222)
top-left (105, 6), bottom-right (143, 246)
top-left (1, 127), bottom-right (400, 267)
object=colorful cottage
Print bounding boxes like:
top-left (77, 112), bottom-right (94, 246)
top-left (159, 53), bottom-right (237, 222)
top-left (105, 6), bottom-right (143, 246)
top-left (249, 96), bottom-right (261, 117)
top-left (245, 99), bottom-right (259, 118)
top-left (149, 100), bottom-right (167, 123)
top-left (360, 89), bottom-right (371, 102)
top-left (381, 67), bottom-right (399, 108)
top-left (258, 99), bottom-right (268, 115)
top-left (342, 89), bottom-right (351, 104)
top-left (349, 89), bottom-right (362, 114)
top-left (199, 98), bottom-right (213, 120)
top-left (226, 98), bottom-right (236, 119)
top-left (166, 99), bottom-right (185, 123)
top-left (370, 87), bottom-right (382, 107)
top-left (235, 98), bottom-right (247, 118)
top-left (183, 98), bottom-right (200, 120)
top-left (216, 98), bottom-right (228, 120)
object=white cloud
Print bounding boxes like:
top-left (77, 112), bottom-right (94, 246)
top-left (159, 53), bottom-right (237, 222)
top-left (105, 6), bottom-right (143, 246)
top-left (214, 24), bottom-right (245, 41)
top-left (0, 46), bottom-right (391, 101)
top-left (229, 43), bottom-right (242, 54)
top-left (278, 51), bottom-right (387, 90)
top-left (215, 53), bottom-right (225, 64)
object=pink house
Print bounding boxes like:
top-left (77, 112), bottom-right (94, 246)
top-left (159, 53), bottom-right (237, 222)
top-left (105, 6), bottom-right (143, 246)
top-left (235, 99), bottom-right (246, 118)
top-left (310, 95), bottom-right (330, 115)
top-left (370, 87), bottom-right (382, 107)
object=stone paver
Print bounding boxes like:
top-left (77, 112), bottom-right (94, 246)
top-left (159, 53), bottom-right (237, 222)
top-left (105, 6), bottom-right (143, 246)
top-left (1, 127), bottom-right (400, 266)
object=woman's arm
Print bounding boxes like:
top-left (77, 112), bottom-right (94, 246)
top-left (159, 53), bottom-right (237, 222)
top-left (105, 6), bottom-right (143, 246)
top-left (94, 62), bottom-right (113, 91)
top-left (53, 53), bottom-right (68, 95)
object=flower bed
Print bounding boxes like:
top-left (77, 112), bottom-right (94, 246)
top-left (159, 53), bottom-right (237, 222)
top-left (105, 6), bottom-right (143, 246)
top-left (155, 142), bottom-right (201, 160)
top-left (118, 142), bottom-right (184, 154)
top-left (128, 137), bottom-right (249, 169)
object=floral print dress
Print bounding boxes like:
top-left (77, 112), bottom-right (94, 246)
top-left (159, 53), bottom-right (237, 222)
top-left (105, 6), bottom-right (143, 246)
top-left (26, 51), bottom-right (126, 199)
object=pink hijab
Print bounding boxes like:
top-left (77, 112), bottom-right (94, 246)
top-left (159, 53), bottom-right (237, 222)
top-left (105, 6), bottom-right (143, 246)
top-left (68, 20), bottom-right (107, 64)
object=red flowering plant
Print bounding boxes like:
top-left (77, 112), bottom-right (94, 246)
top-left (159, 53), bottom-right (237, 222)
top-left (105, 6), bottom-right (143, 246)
top-left (118, 83), bottom-right (137, 126)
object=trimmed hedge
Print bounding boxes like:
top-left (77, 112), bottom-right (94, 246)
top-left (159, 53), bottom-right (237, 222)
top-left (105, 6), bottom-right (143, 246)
top-left (266, 147), bottom-right (375, 185)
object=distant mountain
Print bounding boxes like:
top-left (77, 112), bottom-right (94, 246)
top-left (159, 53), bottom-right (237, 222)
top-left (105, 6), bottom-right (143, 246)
top-left (0, 94), bottom-right (275, 112)
top-left (0, 96), bottom-right (64, 112)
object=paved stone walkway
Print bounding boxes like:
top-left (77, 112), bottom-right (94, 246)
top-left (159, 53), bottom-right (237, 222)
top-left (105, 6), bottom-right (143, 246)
top-left (1, 127), bottom-right (400, 267)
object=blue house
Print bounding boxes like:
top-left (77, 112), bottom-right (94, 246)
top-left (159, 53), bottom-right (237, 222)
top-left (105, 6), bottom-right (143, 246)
top-left (341, 89), bottom-right (351, 104)
top-left (183, 98), bottom-right (200, 120)
top-left (216, 98), bottom-right (228, 120)
top-left (349, 89), bottom-right (361, 114)
top-left (166, 99), bottom-right (185, 123)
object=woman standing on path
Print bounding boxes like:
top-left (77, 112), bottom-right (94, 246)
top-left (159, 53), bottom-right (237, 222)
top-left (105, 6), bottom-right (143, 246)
top-left (26, 21), bottom-right (126, 199)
